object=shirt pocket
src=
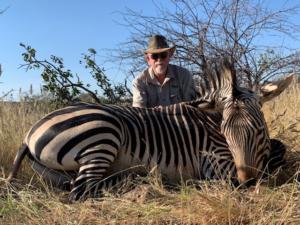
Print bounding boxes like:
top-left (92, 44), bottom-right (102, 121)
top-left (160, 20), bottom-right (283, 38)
top-left (146, 85), bottom-right (159, 107)
top-left (170, 84), bottom-right (180, 103)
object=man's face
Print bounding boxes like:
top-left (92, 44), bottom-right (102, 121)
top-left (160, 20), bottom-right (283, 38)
top-left (146, 51), bottom-right (171, 76)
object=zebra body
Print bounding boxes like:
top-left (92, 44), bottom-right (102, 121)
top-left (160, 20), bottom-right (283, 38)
top-left (25, 102), bottom-right (232, 184)
top-left (8, 58), bottom-right (293, 201)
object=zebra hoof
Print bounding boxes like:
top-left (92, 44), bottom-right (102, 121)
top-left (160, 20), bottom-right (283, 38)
top-left (59, 194), bottom-right (72, 204)
top-left (59, 192), bottom-right (85, 204)
top-left (67, 190), bottom-right (87, 203)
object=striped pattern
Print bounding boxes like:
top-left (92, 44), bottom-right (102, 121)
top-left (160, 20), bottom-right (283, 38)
top-left (9, 58), bottom-right (292, 201)
top-left (192, 58), bottom-right (291, 184)
top-left (24, 102), bottom-right (235, 200)
top-left (220, 91), bottom-right (271, 182)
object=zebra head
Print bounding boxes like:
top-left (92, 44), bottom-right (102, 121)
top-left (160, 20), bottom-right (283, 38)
top-left (197, 58), bottom-right (294, 184)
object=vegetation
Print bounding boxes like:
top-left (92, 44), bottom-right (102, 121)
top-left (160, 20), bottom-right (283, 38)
top-left (0, 80), bottom-right (299, 225)
top-left (116, 0), bottom-right (300, 90)
top-left (1, 1), bottom-right (300, 224)
top-left (14, 1), bottom-right (300, 106)
top-left (20, 44), bottom-right (129, 105)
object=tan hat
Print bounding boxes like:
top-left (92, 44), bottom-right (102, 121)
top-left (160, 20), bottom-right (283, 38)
top-left (144, 35), bottom-right (176, 54)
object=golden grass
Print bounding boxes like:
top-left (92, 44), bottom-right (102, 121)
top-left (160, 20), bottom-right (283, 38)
top-left (0, 100), bottom-right (55, 180)
top-left (263, 80), bottom-right (300, 185)
top-left (0, 81), bottom-right (299, 225)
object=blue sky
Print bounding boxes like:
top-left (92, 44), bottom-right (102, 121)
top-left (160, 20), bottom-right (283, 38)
top-left (0, 0), bottom-right (158, 99)
top-left (0, 0), bottom-right (299, 99)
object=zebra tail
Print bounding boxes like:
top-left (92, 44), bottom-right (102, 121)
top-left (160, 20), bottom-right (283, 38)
top-left (7, 144), bottom-right (73, 191)
top-left (7, 144), bottom-right (29, 182)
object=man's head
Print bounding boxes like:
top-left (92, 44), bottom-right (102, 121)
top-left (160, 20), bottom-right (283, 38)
top-left (144, 35), bottom-right (176, 77)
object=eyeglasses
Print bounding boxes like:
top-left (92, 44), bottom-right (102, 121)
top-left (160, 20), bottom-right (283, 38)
top-left (149, 52), bottom-right (168, 60)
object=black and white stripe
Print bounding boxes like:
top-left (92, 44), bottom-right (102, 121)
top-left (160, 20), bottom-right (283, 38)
top-left (9, 102), bottom-right (235, 201)
top-left (190, 58), bottom-right (293, 183)
top-left (8, 58), bottom-right (292, 201)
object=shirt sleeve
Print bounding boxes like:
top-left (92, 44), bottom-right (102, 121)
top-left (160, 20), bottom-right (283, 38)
top-left (132, 78), bottom-right (148, 108)
top-left (181, 69), bottom-right (196, 101)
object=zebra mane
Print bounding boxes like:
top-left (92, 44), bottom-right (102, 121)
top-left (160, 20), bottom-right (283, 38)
top-left (195, 57), bottom-right (236, 92)
top-left (190, 56), bottom-right (240, 110)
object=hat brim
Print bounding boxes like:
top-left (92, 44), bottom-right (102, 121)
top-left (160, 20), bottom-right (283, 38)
top-left (144, 46), bottom-right (176, 54)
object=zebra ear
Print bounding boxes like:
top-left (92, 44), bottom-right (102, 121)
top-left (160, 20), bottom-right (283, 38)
top-left (258, 74), bottom-right (294, 104)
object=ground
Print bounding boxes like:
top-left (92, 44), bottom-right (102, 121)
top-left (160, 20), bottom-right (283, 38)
top-left (0, 81), bottom-right (299, 224)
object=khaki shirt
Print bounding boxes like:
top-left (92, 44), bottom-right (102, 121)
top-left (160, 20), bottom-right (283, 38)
top-left (132, 64), bottom-right (196, 108)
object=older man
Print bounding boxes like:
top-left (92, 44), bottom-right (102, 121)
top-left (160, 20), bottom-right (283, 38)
top-left (132, 35), bottom-right (196, 108)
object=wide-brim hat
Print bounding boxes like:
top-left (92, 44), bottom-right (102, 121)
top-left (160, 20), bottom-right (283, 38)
top-left (144, 35), bottom-right (176, 54)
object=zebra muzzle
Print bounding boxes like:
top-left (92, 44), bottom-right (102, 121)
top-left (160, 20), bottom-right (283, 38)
top-left (236, 167), bottom-right (257, 186)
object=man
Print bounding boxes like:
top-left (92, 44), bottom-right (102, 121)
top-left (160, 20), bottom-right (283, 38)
top-left (132, 35), bottom-right (196, 108)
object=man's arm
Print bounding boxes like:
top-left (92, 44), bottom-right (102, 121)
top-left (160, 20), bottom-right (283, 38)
top-left (132, 78), bottom-right (148, 108)
top-left (181, 69), bottom-right (196, 101)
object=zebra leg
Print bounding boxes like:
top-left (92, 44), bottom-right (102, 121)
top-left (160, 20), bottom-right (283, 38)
top-left (30, 159), bottom-right (75, 191)
top-left (7, 144), bottom-right (29, 182)
top-left (69, 149), bottom-right (118, 201)
top-left (82, 168), bottom-right (142, 197)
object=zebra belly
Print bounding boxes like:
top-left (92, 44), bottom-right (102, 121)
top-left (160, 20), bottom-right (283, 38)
top-left (108, 148), bottom-right (200, 182)
top-left (28, 146), bottom-right (79, 171)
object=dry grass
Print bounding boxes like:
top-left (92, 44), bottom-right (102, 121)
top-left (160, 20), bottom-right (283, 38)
top-left (263, 80), bottom-right (300, 185)
top-left (0, 100), bottom-right (55, 179)
top-left (0, 81), bottom-right (299, 225)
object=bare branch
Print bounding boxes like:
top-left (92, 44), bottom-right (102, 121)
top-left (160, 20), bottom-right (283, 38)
top-left (109, 0), bottom-right (300, 89)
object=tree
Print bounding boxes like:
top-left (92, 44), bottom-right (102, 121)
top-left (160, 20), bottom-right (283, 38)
top-left (20, 44), bottom-right (128, 105)
top-left (113, 0), bottom-right (300, 91)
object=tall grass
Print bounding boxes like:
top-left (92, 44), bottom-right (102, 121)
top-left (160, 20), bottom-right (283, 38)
top-left (263, 80), bottom-right (300, 184)
top-left (0, 81), bottom-right (299, 225)
top-left (0, 100), bottom-right (56, 178)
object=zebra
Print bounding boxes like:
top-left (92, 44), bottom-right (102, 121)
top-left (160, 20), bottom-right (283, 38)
top-left (7, 58), bottom-right (293, 201)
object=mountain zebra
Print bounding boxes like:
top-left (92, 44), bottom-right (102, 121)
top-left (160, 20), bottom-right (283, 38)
top-left (7, 59), bottom-right (293, 201)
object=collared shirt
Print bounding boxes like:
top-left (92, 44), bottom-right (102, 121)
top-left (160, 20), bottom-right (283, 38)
top-left (132, 64), bottom-right (196, 108)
